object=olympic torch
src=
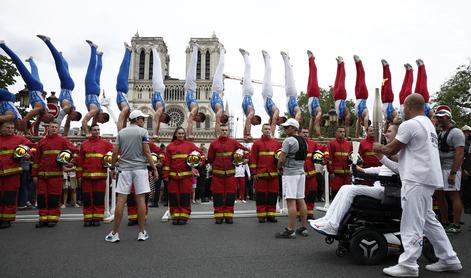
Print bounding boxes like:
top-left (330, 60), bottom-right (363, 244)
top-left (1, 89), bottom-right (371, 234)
top-left (373, 88), bottom-right (383, 142)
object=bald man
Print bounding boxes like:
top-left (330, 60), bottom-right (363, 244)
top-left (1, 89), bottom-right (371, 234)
top-left (374, 93), bottom-right (461, 277)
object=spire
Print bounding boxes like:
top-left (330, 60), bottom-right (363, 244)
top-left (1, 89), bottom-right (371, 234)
top-left (212, 31), bottom-right (217, 39)
top-left (134, 30), bottom-right (140, 38)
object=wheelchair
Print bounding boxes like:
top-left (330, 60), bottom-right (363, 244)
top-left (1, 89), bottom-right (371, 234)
top-left (321, 166), bottom-right (438, 265)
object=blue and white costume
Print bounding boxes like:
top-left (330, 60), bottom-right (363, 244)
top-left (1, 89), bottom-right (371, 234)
top-left (335, 99), bottom-right (347, 120)
top-left (116, 47), bottom-right (131, 110)
top-left (210, 47), bottom-right (225, 113)
top-left (424, 103), bottom-right (431, 117)
top-left (308, 96), bottom-right (320, 116)
top-left (151, 48), bottom-right (166, 112)
top-left (242, 96), bottom-right (253, 116)
top-left (281, 52), bottom-right (299, 118)
top-left (262, 51), bottom-right (278, 118)
top-left (184, 43), bottom-right (199, 113)
top-left (0, 88), bottom-right (21, 121)
top-left (84, 44), bottom-right (102, 111)
top-left (382, 103), bottom-right (395, 122)
top-left (0, 43), bottom-right (47, 112)
top-left (355, 99), bottom-right (367, 118)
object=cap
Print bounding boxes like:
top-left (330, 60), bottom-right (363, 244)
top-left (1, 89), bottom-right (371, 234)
top-left (280, 118), bottom-right (300, 129)
top-left (129, 110), bottom-right (149, 120)
top-left (435, 109), bottom-right (452, 118)
top-left (461, 125), bottom-right (471, 132)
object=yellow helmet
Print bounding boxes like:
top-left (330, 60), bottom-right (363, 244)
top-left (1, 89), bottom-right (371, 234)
top-left (103, 152), bottom-right (113, 168)
top-left (56, 150), bottom-right (73, 165)
top-left (151, 153), bottom-right (160, 165)
top-left (13, 144), bottom-right (31, 159)
top-left (233, 149), bottom-right (245, 166)
top-left (186, 150), bottom-right (202, 168)
top-left (274, 149), bottom-right (282, 160)
top-left (312, 150), bottom-right (324, 164)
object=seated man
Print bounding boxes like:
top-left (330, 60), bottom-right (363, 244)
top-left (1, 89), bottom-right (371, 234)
top-left (184, 41), bottom-right (206, 138)
top-left (261, 50), bottom-right (286, 137)
top-left (307, 50), bottom-right (322, 138)
top-left (0, 41), bottom-right (53, 133)
top-left (333, 56), bottom-right (352, 136)
top-left (151, 47), bottom-right (170, 138)
top-left (239, 48), bottom-right (261, 141)
top-left (381, 59), bottom-right (399, 132)
top-left (37, 35), bottom-right (81, 135)
top-left (81, 40), bottom-right (109, 136)
top-left (354, 55), bottom-right (369, 138)
top-left (281, 51), bottom-right (303, 124)
top-left (310, 123), bottom-right (400, 236)
top-left (210, 45), bottom-right (228, 136)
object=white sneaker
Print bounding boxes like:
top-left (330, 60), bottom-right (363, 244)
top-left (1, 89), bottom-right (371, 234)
top-left (425, 261), bottom-right (462, 272)
top-left (105, 232), bottom-right (120, 243)
top-left (137, 230), bottom-right (149, 241)
top-left (383, 264), bottom-right (418, 277)
top-left (310, 220), bottom-right (337, 236)
top-left (241, 200), bottom-right (246, 203)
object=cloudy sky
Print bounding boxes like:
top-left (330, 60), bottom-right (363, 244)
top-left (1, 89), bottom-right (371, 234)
top-left (1, 0), bottom-right (470, 136)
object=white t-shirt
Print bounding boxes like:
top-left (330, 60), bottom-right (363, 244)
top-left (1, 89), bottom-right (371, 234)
top-left (235, 164), bottom-right (250, 178)
top-left (395, 115), bottom-right (444, 188)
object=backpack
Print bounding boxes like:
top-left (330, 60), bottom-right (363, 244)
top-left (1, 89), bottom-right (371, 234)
top-left (292, 135), bottom-right (307, 161)
top-left (438, 127), bottom-right (457, 153)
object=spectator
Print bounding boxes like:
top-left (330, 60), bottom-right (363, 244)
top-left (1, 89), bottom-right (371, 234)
top-left (460, 125), bottom-right (471, 214)
top-left (435, 106), bottom-right (465, 234)
top-left (234, 162), bottom-right (250, 203)
top-left (61, 164), bottom-right (79, 208)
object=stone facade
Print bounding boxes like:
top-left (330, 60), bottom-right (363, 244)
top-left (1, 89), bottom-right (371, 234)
top-left (127, 33), bottom-right (232, 140)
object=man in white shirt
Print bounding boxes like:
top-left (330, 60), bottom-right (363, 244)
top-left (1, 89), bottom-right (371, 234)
top-left (234, 162), bottom-right (250, 203)
top-left (374, 94), bottom-right (462, 277)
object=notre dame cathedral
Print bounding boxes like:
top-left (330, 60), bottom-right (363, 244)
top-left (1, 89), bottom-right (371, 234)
top-left (126, 32), bottom-right (232, 140)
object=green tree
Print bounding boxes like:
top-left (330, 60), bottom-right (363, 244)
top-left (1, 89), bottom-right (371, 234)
top-left (0, 54), bottom-right (19, 88)
top-left (432, 64), bottom-right (471, 128)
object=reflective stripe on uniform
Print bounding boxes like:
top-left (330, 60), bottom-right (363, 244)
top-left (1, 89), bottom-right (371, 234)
top-left (171, 154), bottom-right (188, 159)
top-left (266, 212), bottom-right (276, 217)
top-left (0, 150), bottom-right (14, 155)
top-left (364, 151), bottom-right (376, 156)
top-left (83, 214), bottom-right (93, 219)
top-left (82, 172), bottom-right (107, 177)
top-left (215, 152), bottom-right (233, 157)
top-left (214, 213), bottom-right (224, 218)
top-left (38, 171), bottom-right (63, 176)
top-left (169, 171), bottom-right (192, 177)
top-left (333, 169), bottom-right (351, 174)
top-left (305, 170), bottom-right (317, 175)
top-left (256, 172), bottom-right (278, 177)
top-left (256, 212), bottom-right (267, 217)
top-left (2, 167), bottom-right (22, 174)
top-left (212, 169), bottom-right (235, 175)
top-left (85, 153), bottom-right (104, 158)
top-left (39, 216), bottom-right (48, 221)
top-left (43, 150), bottom-right (61, 155)
top-left (306, 153), bottom-right (312, 158)
top-left (334, 152), bottom-right (349, 156)
top-left (93, 213), bottom-right (105, 218)
top-left (162, 166), bottom-right (170, 171)
top-left (258, 151), bottom-right (274, 156)
top-left (223, 213), bottom-right (234, 217)
top-left (47, 215), bottom-right (60, 220)
top-left (249, 164), bottom-right (256, 169)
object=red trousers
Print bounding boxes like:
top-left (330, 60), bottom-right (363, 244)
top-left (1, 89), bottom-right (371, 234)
top-left (168, 177), bottom-right (192, 220)
top-left (330, 175), bottom-right (351, 192)
top-left (127, 185), bottom-right (149, 220)
top-left (81, 179), bottom-right (106, 221)
top-left (211, 175), bottom-right (236, 219)
top-left (254, 177), bottom-right (279, 219)
top-left (37, 177), bottom-right (62, 222)
top-left (304, 176), bottom-right (318, 217)
top-left (0, 174), bottom-right (20, 221)
top-left (235, 177), bottom-right (245, 200)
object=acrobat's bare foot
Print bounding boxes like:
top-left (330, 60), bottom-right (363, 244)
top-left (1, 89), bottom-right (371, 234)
top-left (416, 59), bottom-right (424, 66)
top-left (405, 63), bottom-right (412, 70)
top-left (336, 56), bottom-right (344, 64)
top-left (86, 40), bottom-right (98, 48)
top-left (381, 59), bottom-right (388, 66)
top-left (25, 56), bottom-right (33, 63)
top-left (261, 50), bottom-right (270, 58)
top-left (307, 50), bottom-right (314, 58)
top-left (353, 55), bottom-right (360, 63)
top-left (97, 51), bottom-right (103, 56)
top-left (239, 48), bottom-right (249, 56)
top-left (280, 51), bottom-right (288, 59)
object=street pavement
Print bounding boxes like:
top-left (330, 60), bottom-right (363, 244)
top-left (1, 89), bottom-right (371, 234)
top-left (1, 201), bottom-right (470, 278)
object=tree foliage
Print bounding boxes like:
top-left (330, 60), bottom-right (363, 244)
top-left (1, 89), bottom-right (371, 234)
top-left (0, 54), bottom-right (19, 88)
top-left (432, 64), bottom-right (471, 128)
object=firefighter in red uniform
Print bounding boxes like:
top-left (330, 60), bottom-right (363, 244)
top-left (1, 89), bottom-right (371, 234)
top-left (127, 139), bottom-right (163, 225)
top-left (300, 128), bottom-right (327, 219)
top-left (77, 124), bottom-right (113, 227)
top-left (250, 123), bottom-right (281, 223)
top-left (162, 127), bottom-right (203, 225)
top-left (326, 126), bottom-right (352, 197)
top-left (0, 121), bottom-right (33, 228)
top-left (208, 124), bottom-right (247, 224)
top-left (358, 126), bottom-right (381, 168)
top-left (32, 121), bottom-right (77, 227)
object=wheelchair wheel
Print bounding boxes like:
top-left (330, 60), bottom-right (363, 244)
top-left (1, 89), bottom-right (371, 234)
top-left (422, 237), bottom-right (438, 263)
top-left (350, 229), bottom-right (388, 265)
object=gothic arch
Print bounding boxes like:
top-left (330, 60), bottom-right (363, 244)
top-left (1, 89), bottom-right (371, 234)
top-left (138, 50), bottom-right (145, 80)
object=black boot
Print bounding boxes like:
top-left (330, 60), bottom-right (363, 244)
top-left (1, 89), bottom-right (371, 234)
top-left (225, 218), bottom-right (234, 224)
top-left (172, 219), bottom-right (179, 225)
top-left (35, 221), bottom-right (48, 228)
top-left (127, 219), bottom-right (138, 226)
top-left (47, 222), bottom-right (57, 227)
top-left (258, 217), bottom-right (266, 223)
top-left (215, 218), bottom-right (223, 224)
top-left (266, 217), bottom-right (278, 223)
top-left (83, 221), bottom-right (92, 227)
top-left (0, 221), bottom-right (11, 229)
top-left (92, 220), bottom-right (101, 227)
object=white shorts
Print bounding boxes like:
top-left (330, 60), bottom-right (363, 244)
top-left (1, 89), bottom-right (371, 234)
top-left (440, 169), bottom-right (462, 191)
top-left (116, 169), bottom-right (151, 195)
top-left (282, 174), bottom-right (306, 199)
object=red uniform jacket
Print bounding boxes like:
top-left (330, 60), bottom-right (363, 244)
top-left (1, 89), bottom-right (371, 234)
top-left (327, 138), bottom-right (352, 175)
top-left (0, 134), bottom-right (33, 176)
top-left (163, 140), bottom-right (202, 180)
top-left (77, 137), bottom-right (113, 179)
top-left (304, 139), bottom-right (326, 178)
top-left (359, 137), bottom-right (381, 168)
top-left (32, 134), bottom-right (77, 178)
top-left (208, 137), bottom-right (247, 177)
top-left (249, 135), bottom-right (281, 178)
